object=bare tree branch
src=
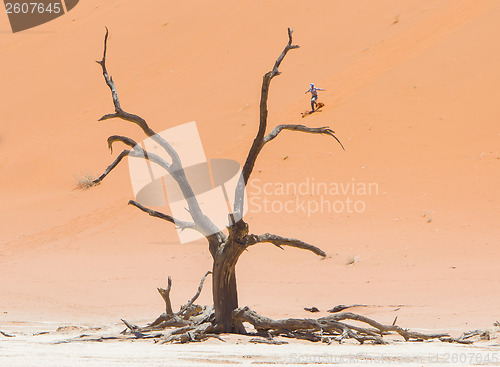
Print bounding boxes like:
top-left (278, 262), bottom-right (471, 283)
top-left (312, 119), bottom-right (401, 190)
top-left (233, 306), bottom-right (321, 332)
top-left (157, 277), bottom-right (174, 315)
top-left (269, 28), bottom-right (300, 79)
top-left (234, 28), bottom-right (299, 217)
top-left (96, 29), bottom-right (186, 174)
top-left (96, 27), bottom-right (155, 137)
top-left (92, 149), bottom-right (130, 185)
top-left (324, 312), bottom-right (449, 341)
top-left (96, 28), bottom-right (223, 240)
top-left (92, 136), bottom-right (173, 185)
top-left (128, 200), bottom-right (195, 230)
top-left (107, 135), bottom-right (139, 153)
top-left (93, 137), bottom-right (224, 240)
top-left (0, 331), bottom-right (15, 338)
top-left (244, 233), bottom-right (326, 257)
top-left (233, 307), bottom-right (451, 344)
top-left (264, 124), bottom-right (345, 151)
top-left (176, 271), bottom-right (212, 316)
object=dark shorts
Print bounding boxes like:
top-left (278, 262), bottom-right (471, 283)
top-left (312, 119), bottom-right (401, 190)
top-left (311, 95), bottom-right (318, 102)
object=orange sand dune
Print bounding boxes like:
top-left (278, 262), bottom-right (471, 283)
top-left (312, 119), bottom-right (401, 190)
top-left (0, 0), bottom-right (498, 331)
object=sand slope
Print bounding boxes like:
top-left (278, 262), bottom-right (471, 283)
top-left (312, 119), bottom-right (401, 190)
top-left (0, 0), bottom-right (498, 333)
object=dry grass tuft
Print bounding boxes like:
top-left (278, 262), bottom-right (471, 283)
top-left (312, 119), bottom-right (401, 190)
top-left (346, 255), bottom-right (360, 266)
top-left (74, 174), bottom-right (99, 190)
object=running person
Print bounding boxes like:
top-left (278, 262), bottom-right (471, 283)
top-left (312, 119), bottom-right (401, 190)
top-left (305, 83), bottom-right (325, 112)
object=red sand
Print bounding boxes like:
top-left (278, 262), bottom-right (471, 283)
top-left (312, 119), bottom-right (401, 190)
top-left (0, 0), bottom-right (498, 332)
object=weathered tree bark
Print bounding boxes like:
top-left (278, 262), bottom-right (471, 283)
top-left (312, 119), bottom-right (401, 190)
top-left (232, 306), bottom-right (453, 344)
top-left (157, 276), bottom-right (174, 315)
top-left (212, 234), bottom-right (246, 332)
top-left (212, 256), bottom-right (240, 332)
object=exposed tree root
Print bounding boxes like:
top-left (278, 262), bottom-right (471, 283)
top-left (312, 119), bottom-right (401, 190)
top-left (231, 306), bottom-right (487, 345)
top-left (119, 272), bottom-right (219, 344)
top-left (304, 307), bottom-right (320, 313)
top-left (118, 302), bottom-right (492, 346)
top-left (440, 329), bottom-right (492, 344)
top-left (114, 273), bottom-right (491, 346)
top-left (0, 330), bottom-right (15, 337)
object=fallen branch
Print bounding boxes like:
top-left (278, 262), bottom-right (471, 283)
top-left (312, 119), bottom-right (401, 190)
top-left (176, 271), bottom-right (212, 316)
top-left (304, 307), bottom-right (320, 313)
top-left (249, 337), bottom-right (288, 345)
top-left (440, 329), bottom-right (491, 344)
top-left (120, 319), bottom-right (161, 339)
top-left (328, 304), bottom-right (367, 313)
top-left (233, 306), bottom-right (457, 345)
top-left (161, 322), bottom-right (223, 344)
top-left (324, 312), bottom-right (449, 341)
top-left (118, 272), bottom-right (214, 340)
top-left (0, 330), bottom-right (15, 337)
top-left (157, 276), bottom-right (174, 315)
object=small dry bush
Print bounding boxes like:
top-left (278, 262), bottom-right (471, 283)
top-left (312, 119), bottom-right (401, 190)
top-left (74, 174), bottom-right (98, 190)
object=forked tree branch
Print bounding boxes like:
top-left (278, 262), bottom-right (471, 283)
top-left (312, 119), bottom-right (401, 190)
top-left (145, 273), bottom-right (213, 331)
top-left (157, 276), bottom-right (174, 315)
top-left (264, 124), bottom-right (345, 151)
top-left (93, 135), bottom-right (173, 186)
top-left (107, 135), bottom-right (139, 154)
top-left (128, 200), bottom-right (196, 230)
top-left (96, 27), bottom-right (155, 137)
top-left (323, 312), bottom-right (449, 341)
top-left (269, 28), bottom-right (300, 79)
top-left (93, 135), bottom-right (221, 238)
top-left (233, 29), bottom-right (344, 218)
top-left (176, 271), bottom-right (212, 316)
top-left (234, 28), bottom-right (299, 218)
top-left (106, 135), bottom-right (175, 174)
top-left (96, 28), bottom-right (184, 173)
top-left (96, 28), bottom-right (222, 239)
top-left (244, 233), bottom-right (326, 257)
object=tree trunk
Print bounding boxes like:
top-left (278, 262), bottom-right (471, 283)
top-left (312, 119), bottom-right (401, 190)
top-left (212, 240), bottom-right (244, 332)
top-left (213, 263), bottom-right (238, 332)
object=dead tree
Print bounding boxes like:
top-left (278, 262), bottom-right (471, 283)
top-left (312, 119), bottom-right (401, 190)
top-left (88, 28), bottom-right (469, 344)
top-left (92, 27), bottom-right (342, 333)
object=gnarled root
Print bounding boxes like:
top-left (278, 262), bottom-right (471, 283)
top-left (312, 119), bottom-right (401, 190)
top-left (118, 277), bottom-right (489, 345)
top-left (231, 306), bottom-right (474, 345)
